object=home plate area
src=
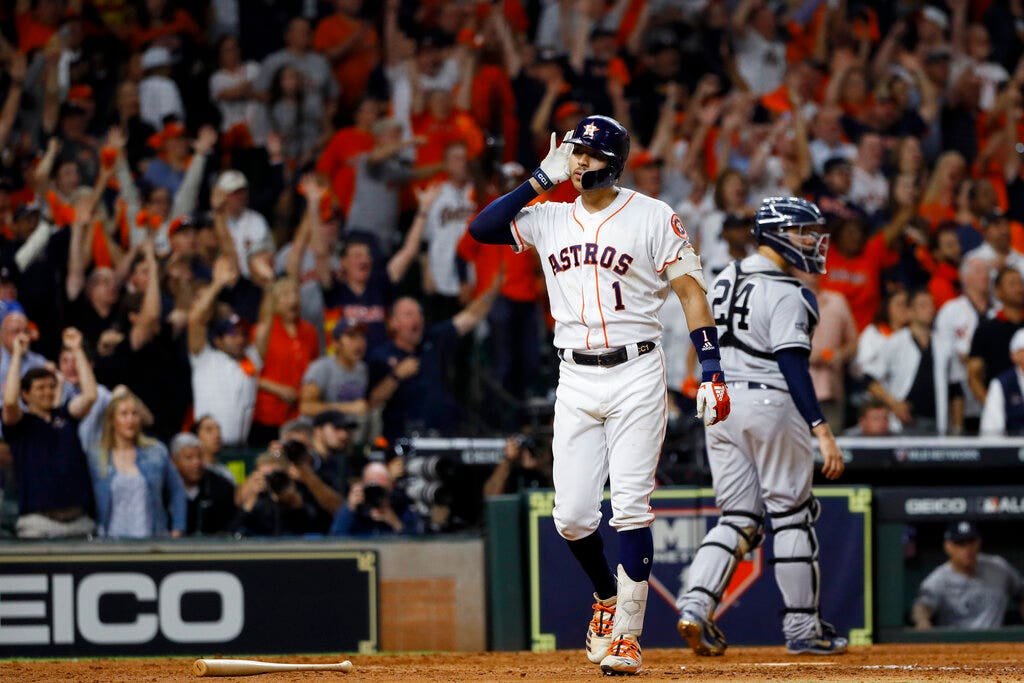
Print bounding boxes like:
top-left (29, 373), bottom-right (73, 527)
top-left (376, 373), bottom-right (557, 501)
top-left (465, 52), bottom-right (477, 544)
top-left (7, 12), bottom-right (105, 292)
top-left (7, 643), bottom-right (1024, 682)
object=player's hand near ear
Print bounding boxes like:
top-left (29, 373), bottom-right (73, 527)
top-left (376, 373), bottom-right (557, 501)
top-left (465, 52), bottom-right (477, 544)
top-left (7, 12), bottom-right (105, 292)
top-left (533, 131), bottom-right (574, 188)
top-left (695, 373), bottom-right (730, 426)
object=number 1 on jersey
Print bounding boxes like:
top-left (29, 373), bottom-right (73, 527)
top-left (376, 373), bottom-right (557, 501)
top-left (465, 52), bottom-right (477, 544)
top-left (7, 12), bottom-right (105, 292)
top-left (611, 281), bottom-right (625, 311)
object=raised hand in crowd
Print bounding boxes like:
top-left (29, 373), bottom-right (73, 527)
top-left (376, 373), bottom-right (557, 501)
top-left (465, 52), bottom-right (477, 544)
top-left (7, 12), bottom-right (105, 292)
top-left (194, 125), bottom-right (218, 156)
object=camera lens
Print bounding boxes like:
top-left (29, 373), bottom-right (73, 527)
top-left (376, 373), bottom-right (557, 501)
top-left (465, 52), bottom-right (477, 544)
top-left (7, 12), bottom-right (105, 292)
top-left (406, 455), bottom-right (456, 480)
top-left (405, 477), bottom-right (451, 506)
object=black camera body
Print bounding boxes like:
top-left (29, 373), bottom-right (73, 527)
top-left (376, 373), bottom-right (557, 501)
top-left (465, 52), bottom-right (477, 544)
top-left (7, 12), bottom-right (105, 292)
top-left (362, 482), bottom-right (389, 509)
top-left (280, 439), bottom-right (311, 464)
top-left (514, 434), bottom-right (536, 453)
top-left (265, 470), bottom-right (291, 494)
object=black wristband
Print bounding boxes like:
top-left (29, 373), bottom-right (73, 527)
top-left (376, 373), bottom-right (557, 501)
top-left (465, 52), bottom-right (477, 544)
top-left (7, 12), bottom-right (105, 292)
top-left (532, 168), bottom-right (554, 190)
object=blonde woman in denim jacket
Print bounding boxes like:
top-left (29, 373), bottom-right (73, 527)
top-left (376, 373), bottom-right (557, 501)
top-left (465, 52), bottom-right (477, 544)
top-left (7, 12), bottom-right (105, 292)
top-left (87, 392), bottom-right (187, 537)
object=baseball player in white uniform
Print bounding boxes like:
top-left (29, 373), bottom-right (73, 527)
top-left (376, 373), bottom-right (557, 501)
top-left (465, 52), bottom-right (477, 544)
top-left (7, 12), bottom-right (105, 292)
top-left (469, 115), bottom-right (730, 675)
top-left (675, 196), bottom-right (848, 656)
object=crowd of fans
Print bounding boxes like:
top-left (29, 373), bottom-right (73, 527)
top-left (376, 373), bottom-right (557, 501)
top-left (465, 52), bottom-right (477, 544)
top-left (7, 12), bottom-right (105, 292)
top-left (0, 0), bottom-right (1021, 540)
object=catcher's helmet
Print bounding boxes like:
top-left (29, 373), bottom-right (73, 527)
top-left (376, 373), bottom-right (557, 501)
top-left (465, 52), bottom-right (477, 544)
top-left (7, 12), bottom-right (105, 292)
top-left (565, 115), bottom-right (630, 190)
top-left (753, 196), bottom-right (829, 274)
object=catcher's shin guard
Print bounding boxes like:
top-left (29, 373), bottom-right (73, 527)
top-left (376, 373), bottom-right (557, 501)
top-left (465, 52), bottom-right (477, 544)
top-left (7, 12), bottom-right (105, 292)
top-left (676, 509), bottom-right (763, 617)
top-left (768, 496), bottom-right (826, 641)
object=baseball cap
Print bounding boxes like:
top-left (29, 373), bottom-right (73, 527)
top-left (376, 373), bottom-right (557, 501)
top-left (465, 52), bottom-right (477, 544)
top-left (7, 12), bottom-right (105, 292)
top-left (167, 213), bottom-right (198, 239)
top-left (215, 169), bottom-right (248, 194)
top-left (924, 46), bottom-right (953, 64)
top-left (312, 409), bottom-right (358, 430)
top-left (417, 29), bottom-right (454, 50)
top-left (722, 213), bottom-right (751, 230)
top-left (944, 520), bottom-right (980, 544)
top-left (536, 48), bottom-right (566, 64)
top-left (140, 46), bottom-right (172, 70)
top-left (333, 318), bottom-right (369, 340)
top-left (629, 150), bottom-right (662, 171)
top-left (823, 156), bottom-right (853, 175)
top-left (67, 84), bottom-right (93, 105)
top-left (921, 6), bottom-right (949, 31)
top-left (211, 313), bottom-right (243, 338)
top-left (553, 101), bottom-right (584, 123)
top-left (981, 209), bottom-right (1008, 227)
top-left (169, 432), bottom-right (201, 457)
top-left (14, 202), bottom-right (41, 221)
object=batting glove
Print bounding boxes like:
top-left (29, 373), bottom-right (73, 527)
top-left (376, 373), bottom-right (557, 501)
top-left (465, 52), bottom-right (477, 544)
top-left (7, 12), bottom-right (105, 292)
top-left (532, 131), bottom-right (573, 190)
top-left (695, 373), bottom-right (730, 426)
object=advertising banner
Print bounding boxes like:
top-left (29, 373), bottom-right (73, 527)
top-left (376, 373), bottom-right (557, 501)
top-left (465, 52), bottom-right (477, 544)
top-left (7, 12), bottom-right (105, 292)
top-left (527, 487), bottom-right (871, 650)
top-left (0, 550), bottom-right (378, 657)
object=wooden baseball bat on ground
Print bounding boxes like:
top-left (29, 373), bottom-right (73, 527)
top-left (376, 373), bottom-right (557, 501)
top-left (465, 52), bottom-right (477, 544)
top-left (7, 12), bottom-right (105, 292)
top-left (193, 658), bottom-right (353, 676)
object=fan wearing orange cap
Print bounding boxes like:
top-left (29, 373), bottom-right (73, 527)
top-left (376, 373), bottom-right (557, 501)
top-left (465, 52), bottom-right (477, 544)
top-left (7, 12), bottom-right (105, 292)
top-left (142, 121), bottom-right (191, 197)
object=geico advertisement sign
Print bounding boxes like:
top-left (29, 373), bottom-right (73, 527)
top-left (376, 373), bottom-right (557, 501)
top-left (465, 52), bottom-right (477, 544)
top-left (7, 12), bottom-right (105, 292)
top-left (0, 571), bottom-right (243, 645)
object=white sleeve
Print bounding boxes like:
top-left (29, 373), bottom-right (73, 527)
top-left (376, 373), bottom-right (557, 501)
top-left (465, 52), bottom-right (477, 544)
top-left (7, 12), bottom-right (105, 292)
top-left (980, 378), bottom-right (1005, 436)
top-left (651, 204), bottom-right (696, 276)
top-left (510, 202), bottom-right (550, 252)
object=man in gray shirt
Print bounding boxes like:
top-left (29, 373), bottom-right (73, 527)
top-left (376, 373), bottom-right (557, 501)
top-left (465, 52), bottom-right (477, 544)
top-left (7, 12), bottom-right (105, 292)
top-left (257, 17), bottom-right (338, 122)
top-left (912, 521), bottom-right (1024, 629)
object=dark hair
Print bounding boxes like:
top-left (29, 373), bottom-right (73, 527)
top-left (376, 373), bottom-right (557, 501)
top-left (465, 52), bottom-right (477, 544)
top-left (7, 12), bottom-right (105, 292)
top-left (192, 414), bottom-right (217, 435)
top-left (20, 367), bottom-right (56, 394)
top-left (268, 64), bottom-right (300, 105)
top-left (995, 266), bottom-right (1022, 289)
top-left (119, 291), bottom-right (144, 318)
top-left (135, 0), bottom-right (175, 29)
top-left (928, 222), bottom-right (959, 251)
top-left (859, 397), bottom-right (889, 416)
top-left (874, 288), bottom-right (907, 326)
top-left (907, 287), bottom-right (932, 306)
top-left (341, 236), bottom-right (373, 258)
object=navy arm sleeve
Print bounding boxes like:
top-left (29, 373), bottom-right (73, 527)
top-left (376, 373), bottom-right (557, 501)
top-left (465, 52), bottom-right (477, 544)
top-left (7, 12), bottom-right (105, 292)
top-left (776, 348), bottom-right (826, 430)
top-left (467, 180), bottom-right (539, 245)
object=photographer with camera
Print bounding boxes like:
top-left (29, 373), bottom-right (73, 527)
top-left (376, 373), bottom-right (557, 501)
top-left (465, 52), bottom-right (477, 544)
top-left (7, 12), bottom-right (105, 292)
top-left (231, 451), bottom-right (321, 536)
top-left (483, 434), bottom-right (552, 497)
top-left (329, 461), bottom-right (420, 536)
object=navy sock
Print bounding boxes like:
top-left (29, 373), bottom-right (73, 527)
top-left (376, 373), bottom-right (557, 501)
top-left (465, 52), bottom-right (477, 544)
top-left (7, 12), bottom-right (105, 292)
top-left (619, 527), bottom-right (654, 582)
top-left (567, 532), bottom-right (616, 600)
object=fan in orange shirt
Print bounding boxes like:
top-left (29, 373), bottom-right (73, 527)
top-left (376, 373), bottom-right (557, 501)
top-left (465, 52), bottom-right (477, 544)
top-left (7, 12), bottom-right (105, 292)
top-left (312, 0), bottom-right (381, 111)
top-left (918, 150), bottom-right (967, 231)
top-left (821, 207), bottom-right (914, 332)
top-left (249, 277), bottom-right (320, 447)
top-left (411, 88), bottom-right (486, 182)
top-left (316, 98), bottom-right (380, 215)
top-left (15, 0), bottom-right (60, 54)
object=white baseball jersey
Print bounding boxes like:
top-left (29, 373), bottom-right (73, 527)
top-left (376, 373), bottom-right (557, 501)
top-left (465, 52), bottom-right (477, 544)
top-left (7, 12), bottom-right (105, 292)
top-left (425, 181), bottom-right (476, 297)
top-left (934, 295), bottom-right (982, 417)
top-left (709, 253), bottom-right (818, 385)
top-left (511, 189), bottom-right (694, 349)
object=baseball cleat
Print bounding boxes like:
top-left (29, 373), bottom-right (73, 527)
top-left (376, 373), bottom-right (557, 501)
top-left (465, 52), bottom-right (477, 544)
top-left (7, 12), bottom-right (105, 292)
top-left (785, 634), bottom-right (849, 655)
top-left (677, 610), bottom-right (727, 656)
top-left (585, 594), bottom-right (617, 664)
top-left (599, 634), bottom-right (641, 675)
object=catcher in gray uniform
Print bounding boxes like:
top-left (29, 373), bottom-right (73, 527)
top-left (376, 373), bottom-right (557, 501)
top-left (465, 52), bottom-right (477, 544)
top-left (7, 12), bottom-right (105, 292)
top-left (676, 196), bottom-right (847, 656)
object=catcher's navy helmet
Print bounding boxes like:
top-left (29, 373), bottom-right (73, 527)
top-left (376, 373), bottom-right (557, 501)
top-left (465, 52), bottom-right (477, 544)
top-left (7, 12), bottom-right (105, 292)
top-left (753, 196), bottom-right (829, 274)
top-left (566, 115), bottom-right (630, 190)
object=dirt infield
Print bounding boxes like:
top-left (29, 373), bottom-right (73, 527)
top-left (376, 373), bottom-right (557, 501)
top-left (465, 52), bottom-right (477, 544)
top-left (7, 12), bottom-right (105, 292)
top-left (7, 643), bottom-right (1024, 682)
